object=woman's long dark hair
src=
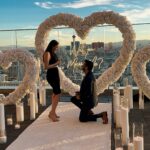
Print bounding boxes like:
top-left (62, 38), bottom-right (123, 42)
top-left (45, 40), bottom-right (59, 54)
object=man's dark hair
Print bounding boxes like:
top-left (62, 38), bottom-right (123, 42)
top-left (84, 59), bottom-right (93, 71)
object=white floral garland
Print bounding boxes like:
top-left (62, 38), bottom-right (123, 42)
top-left (131, 45), bottom-right (150, 99)
top-left (35, 11), bottom-right (136, 95)
top-left (0, 49), bottom-right (38, 105)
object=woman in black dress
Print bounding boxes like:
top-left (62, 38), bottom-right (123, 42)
top-left (43, 40), bottom-right (61, 122)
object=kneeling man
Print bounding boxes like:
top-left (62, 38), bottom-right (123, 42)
top-left (71, 60), bottom-right (108, 124)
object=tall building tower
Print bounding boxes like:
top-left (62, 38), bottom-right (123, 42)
top-left (72, 35), bottom-right (76, 49)
top-left (72, 35), bottom-right (76, 56)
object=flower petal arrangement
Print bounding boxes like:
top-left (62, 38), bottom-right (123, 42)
top-left (131, 45), bottom-right (150, 99)
top-left (35, 11), bottom-right (136, 95)
top-left (0, 49), bottom-right (38, 105)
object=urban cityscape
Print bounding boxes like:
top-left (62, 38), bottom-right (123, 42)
top-left (0, 33), bottom-right (150, 87)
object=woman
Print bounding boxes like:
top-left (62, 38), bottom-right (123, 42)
top-left (43, 40), bottom-right (61, 122)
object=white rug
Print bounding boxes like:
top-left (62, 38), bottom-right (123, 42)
top-left (7, 102), bottom-right (112, 150)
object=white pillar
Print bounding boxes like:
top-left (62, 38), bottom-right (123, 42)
top-left (133, 136), bottom-right (144, 150)
top-left (128, 143), bottom-right (134, 150)
top-left (121, 106), bottom-right (129, 145)
top-left (0, 103), bottom-right (7, 143)
top-left (113, 91), bottom-right (120, 122)
top-left (30, 93), bottom-right (36, 120)
top-left (124, 85), bottom-right (133, 109)
top-left (34, 85), bottom-right (39, 113)
top-left (39, 81), bottom-right (46, 106)
top-left (139, 90), bottom-right (144, 109)
top-left (115, 109), bottom-right (121, 128)
top-left (16, 103), bottom-right (24, 122)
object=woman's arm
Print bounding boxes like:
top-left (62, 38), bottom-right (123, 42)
top-left (43, 52), bottom-right (60, 70)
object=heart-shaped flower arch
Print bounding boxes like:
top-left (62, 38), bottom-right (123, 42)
top-left (131, 45), bottom-right (150, 99)
top-left (0, 49), bottom-right (38, 105)
top-left (35, 11), bottom-right (136, 95)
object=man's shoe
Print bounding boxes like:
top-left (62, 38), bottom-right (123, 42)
top-left (102, 111), bottom-right (108, 124)
top-left (88, 110), bottom-right (94, 115)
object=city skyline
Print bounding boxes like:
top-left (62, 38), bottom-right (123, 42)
top-left (0, 24), bottom-right (150, 47)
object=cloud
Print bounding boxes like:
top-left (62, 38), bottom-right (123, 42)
top-left (121, 8), bottom-right (150, 23)
top-left (34, 0), bottom-right (114, 9)
top-left (115, 3), bottom-right (126, 8)
top-left (34, 2), bottom-right (53, 9)
top-left (114, 3), bottom-right (143, 9)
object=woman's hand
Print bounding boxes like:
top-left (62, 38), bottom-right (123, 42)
top-left (56, 60), bottom-right (61, 65)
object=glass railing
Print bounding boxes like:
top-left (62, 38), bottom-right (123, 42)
top-left (0, 23), bottom-right (150, 87)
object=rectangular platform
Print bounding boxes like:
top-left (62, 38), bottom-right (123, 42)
top-left (6, 102), bottom-right (112, 150)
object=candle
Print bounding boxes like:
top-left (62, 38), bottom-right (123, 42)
top-left (128, 143), bottom-right (134, 150)
top-left (39, 81), bottom-right (43, 105)
top-left (42, 87), bottom-right (46, 106)
top-left (15, 124), bottom-right (20, 129)
top-left (115, 147), bottom-right (123, 150)
top-left (121, 106), bottom-right (129, 145)
top-left (34, 85), bottom-right (39, 113)
top-left (39, 80), bottom-right (46, 106)
top-left (16, 103), bottom-right (24, 122)
top-left (139, 90), bottom-right (144, 109)
top-left (115, 109), bottom-right (121, 128)
top-left (0, 104), bottom-right (5, 133)
top-left (133, 136), bottom-right (144, 150)
top-left (0, 136), bottom-right (7, 143)
top-left (39, 86), bottom-right (46, 106)
top-left (39, 86), bottom-right (42, 105)
top-left (124, 85), bottom-right (133, 109)
top-left (30, 93), bottom-right (36, 120)
top-left (7, 118), bottom-right (13, 125)
top-left (113, 92), bottom-right (120, 122)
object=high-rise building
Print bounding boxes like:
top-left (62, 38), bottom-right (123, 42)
top-left (71, 35), bottom-right (80, 51)
top-left (71, 41), bottom-right (80, 51)
top-left (92, 42), bottom-right (104, 50)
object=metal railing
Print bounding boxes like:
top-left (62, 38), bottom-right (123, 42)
top-left (0, 23), bottom-right (150, 86)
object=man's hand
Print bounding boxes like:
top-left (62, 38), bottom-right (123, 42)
top-left (75, 91), bottom-right (80, 100)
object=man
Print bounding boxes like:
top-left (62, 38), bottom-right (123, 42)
top-left (71, 60), bottom-right (108, 124)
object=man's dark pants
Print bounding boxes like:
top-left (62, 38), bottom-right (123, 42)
top-left (71, 96), bottom-right (102, 122)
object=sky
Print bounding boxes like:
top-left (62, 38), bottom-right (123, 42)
top-left (0, 0), bottom-right (150, 46)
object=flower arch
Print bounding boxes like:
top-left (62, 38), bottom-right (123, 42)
top-left (35, 11), bottom-right (136, 95)
top-left (0, 49), bottom-right (38, 105)
top-left (131, 45), bottom-right (150, 99)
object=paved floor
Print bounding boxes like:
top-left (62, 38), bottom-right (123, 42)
top-left (0, 94), bottom-right (50, 150)
top-left (7, 103), bottom-right (111, 150)
top-left (1, 90), bottom-right (150, 150)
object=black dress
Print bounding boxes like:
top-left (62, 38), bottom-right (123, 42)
top-left (46, 52), bottom-right (61, 95)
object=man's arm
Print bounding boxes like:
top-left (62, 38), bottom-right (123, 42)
top-left (81, 76), bottom-right (93, 101)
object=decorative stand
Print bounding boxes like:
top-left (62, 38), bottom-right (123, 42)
top-left (0, 103), bottom-right (7, 143)
top-left (139, 90), bottom-right (144, 109)
top-left (29, 93), bottom-right (36, 120)
top-left (114, 128), bottom-right (123, 150)
top-left (6, 115), bottom-right (13, 126)
top-left (133, 123), bottom-right (144, 150)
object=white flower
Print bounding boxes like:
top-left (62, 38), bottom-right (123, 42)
top-left (131, 45), bottom-right (150, 99)
top-left (35, 11), bottom-right (135, 96)
top-left (0, 49), bottom-right (38, 105)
